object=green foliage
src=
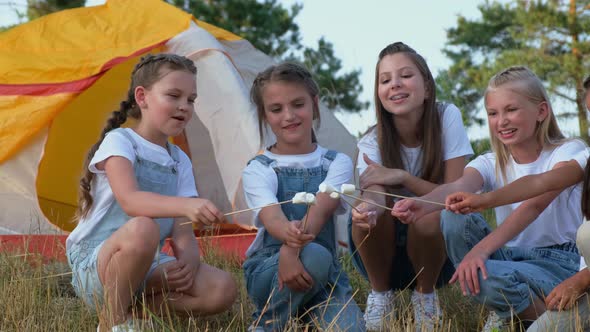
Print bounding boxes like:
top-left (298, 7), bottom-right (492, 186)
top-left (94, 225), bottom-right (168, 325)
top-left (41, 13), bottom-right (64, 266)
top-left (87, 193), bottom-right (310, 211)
top-left (26, 0), bottom-right (85, 20)
top-left (170, 0), bottom-right (368, 112)
top-left (438, 0), bottom-right (590, 140)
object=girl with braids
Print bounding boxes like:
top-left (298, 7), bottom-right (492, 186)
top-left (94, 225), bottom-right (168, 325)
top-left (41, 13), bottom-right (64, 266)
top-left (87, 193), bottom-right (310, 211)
top-left (349, 42), bottom-right (473, 330)
top-left (242, 62), bottom-right (364, 331)
top-left (392, 67), bottom-right (586, 330)
top-left (66, 54), bottom-right (237, 332)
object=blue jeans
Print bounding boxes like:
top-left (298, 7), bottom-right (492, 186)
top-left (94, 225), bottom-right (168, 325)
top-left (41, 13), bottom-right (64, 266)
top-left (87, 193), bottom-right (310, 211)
top-left (440, 210), bottom-right (580, 319)
top-left (243, 243), bottom-right (365, 332)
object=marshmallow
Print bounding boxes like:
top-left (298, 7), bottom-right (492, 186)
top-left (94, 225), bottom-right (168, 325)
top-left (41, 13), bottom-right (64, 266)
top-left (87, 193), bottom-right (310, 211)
top-left (340, 184), bottom-right (356, 195)
top-left (292, 192), bottom-right (308, 204)
top-left (577, 222), bottom-right (590, 270)
top-left (329, 192), bottom-right (340, 199)
top-left (318, 182), bottom-right (337, 194)
top-left (305, 193), bottom-right (316, 205)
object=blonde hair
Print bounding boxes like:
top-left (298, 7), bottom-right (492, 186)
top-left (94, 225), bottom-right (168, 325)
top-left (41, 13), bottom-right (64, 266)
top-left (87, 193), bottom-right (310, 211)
top-left (484, 66), bottom-right (565, 182)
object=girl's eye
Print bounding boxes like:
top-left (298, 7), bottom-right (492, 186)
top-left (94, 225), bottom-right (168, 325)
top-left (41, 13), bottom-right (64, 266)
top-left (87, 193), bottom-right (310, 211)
top-left (168, 94), bottom-right (179, 98)
top-left (188, 99), bottom-right (196, 104)
top-left (507, 108), bottom-right (517, 112)
top-left (270, 108), bottom-right (281, 113)
top-left (487, 112), bottom-right (496, 117)
top-left (401, 74), bottom-right (412, 79)
top-left (294, 102), bottom-right (305, 108)
top-left (380, 79), bottom-right (390, 84)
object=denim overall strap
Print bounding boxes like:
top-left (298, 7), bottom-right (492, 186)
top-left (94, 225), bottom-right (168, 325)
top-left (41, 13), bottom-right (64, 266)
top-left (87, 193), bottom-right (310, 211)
top-left (77, 129), bottom-right (178, 249)
top-left (261, 150), bottom-right (337, 255)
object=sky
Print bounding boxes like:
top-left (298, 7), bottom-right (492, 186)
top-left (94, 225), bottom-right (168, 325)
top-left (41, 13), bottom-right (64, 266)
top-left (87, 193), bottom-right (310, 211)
top-left (0, 0), bottom-right (580, 139)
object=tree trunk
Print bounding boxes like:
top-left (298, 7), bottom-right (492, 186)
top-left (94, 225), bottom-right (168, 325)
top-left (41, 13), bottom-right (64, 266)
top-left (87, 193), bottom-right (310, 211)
top-left (569, 0), bottom-right (589, 142)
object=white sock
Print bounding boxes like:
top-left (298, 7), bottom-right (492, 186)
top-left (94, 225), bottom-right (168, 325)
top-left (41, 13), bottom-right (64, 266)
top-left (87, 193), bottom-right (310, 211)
top-left (372, 289), bottom-right (393, 297)
top-left (412, 290), bottom-right (435, 300)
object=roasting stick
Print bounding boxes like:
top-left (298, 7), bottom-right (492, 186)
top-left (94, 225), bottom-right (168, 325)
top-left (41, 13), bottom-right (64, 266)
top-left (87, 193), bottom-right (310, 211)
top-left (180, 199), bottom-right (293, 226)
top-left (342, 184), bottom-right (446, 207)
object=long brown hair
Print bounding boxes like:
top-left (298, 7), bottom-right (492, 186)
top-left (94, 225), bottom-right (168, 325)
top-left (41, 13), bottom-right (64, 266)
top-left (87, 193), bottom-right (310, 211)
top-left (372, 42), bottom-right (443, 184)
top-left (74, 53), bottom-right (197, 221)
top-left (250, 62), bottom-right (321, 147)
top-left (484, 66), bottom-right (565, 182)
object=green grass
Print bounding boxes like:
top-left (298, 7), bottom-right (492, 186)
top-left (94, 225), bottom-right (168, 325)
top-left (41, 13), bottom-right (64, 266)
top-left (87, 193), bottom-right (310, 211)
top-left (0, 220), bottom-right (585, 331)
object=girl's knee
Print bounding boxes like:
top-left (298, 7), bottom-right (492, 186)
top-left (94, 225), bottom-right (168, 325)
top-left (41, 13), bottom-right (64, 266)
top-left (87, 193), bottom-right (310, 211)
top-left (440, 210), bottom-right (470, 239)
top-left (121, 217), bottom-right (159, 254)
top-left (204, 271), bottom-right (237, 313)
top-left (300, 243), bottom-right (332, 284)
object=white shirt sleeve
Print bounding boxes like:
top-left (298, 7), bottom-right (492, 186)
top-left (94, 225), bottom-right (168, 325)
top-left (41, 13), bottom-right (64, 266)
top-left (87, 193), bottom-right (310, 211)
top-left (176, 149), bottom-right (198, 198)
top-left (441, 104), bottom-right (474, 161)
top-left (466, 153), bottom-right (496, 192)
top-left (242, 159), bottom-right (279, 227)
top-left (572, 148), bottom-right (590, 170)
top-left (324, 153), bottom-right (353, 214)
top-left (356, 128), bottom-right (380, 176)
top-left (549, 140), bottom-right (588, 169)
top-left (89, 130), bottom-right (136, 173)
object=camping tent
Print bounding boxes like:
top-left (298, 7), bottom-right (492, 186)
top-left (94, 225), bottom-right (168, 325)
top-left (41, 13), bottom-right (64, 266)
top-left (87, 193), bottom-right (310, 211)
top-left (0, 0), bottom-right (357, 243)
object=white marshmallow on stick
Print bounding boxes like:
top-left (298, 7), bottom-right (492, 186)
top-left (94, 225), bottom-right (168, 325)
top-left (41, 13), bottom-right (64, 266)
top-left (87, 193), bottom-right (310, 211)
top-left (292, 192), bottom-right (308, 204)
top-left (318, 182), bottom-right (337, 194)
top-left (329, 192), bottom-right (340, 199)
top-left (305, 193), bottom-right (316, 205)
top-left (340, 184), bottom-right (356, 195)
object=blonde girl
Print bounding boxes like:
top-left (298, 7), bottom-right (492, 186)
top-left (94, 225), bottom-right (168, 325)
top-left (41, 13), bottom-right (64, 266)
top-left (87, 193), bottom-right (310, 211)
top-left (393, 66), bottom-right (586, 329)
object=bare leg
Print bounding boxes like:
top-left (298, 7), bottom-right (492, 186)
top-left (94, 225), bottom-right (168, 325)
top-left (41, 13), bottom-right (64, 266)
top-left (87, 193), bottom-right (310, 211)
top-left (352, 212), bottom-right (396, 291)
top-left (144, 262), bottom-right (237, 316)
top-left (96, 217), bottom-right (160, 330)
top-left (518, 296), bottom-right (546, 321)
top-left (407, 211), bottom-right (446, 294)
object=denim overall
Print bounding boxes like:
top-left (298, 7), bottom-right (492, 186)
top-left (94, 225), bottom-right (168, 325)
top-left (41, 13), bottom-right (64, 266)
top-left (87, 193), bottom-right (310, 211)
top-left (440, 210), bottom-right (580, 319)
top-left (66, 128), bottom-right (178, 309)
top-left (242, 150), bottom-right (365, 332)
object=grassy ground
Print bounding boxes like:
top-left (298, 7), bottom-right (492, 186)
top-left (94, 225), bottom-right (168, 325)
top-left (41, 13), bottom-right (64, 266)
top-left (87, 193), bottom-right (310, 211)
top-left (0, 218), bottom-right (581, 332)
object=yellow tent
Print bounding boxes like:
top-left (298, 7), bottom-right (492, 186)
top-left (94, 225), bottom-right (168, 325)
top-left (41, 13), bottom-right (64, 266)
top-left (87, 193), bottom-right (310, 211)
top-left (0, 0), bottom-right (357, 239)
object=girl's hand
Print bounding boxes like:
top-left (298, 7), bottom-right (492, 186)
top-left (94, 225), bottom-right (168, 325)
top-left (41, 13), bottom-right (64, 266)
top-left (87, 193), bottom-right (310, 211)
top-left (446, 192), bottom-right (489, 214)
top-left (278, 245), bottom-right (313, 292)
top-left (392, 199), bottom-right (423, 224)
top-left (282, 220), bottom-right (315, 248)
top-left (449, 248), bottom-right (489, 296)
top-left (184, 198), bottom-right (226, 226)
top-left (351, 202), bottom-right (380, 229)
top-left (359, 154), bottom-right (406, 189)
top-left (163, 257), bottom-right (199, 292)
top-left (545, 274), bottom-right (587, 310)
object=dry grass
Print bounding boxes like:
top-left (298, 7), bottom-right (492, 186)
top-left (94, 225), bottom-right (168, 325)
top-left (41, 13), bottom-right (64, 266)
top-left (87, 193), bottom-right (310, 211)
top-left (0, 238), bottom-right (586, 331)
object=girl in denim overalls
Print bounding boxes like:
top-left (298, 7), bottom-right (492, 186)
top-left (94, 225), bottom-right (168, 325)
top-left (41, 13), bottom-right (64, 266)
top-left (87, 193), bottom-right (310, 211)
top-left (66, 54), bottom-right (237, 332)
top-left (393, 66), bottom-right (586, 330)
top-left (241, 63), bottom-right (365, 331)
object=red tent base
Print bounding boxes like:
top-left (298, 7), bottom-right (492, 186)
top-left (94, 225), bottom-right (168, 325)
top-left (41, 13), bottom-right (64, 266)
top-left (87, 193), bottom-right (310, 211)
top-left (0, 229), bottom-right (256, 264)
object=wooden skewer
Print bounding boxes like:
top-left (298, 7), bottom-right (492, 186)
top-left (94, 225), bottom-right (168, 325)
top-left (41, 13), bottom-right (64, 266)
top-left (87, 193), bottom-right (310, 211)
top-left (180, 199), bottom-right (293, 226)
top-left (339, 196), bottom-right (361, 213)
top-left (358, 188), bottom-right (446, 207)
top-left (338, 191), bottom-right (393, 211)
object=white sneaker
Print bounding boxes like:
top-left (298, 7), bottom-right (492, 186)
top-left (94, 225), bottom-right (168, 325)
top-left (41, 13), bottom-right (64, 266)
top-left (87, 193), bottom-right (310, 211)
top-left (96, 320), bottom-right (139, 332)
top-left (411, 290), bottom-right (442, 331)
top-left (482, 311), bottom-right (505, 332)
top-left (364, 289), bottom-right (395, 331)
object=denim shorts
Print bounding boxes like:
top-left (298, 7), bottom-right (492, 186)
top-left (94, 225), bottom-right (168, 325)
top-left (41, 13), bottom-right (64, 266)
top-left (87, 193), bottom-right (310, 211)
top-left (67, 240), bottom-right (176, 311)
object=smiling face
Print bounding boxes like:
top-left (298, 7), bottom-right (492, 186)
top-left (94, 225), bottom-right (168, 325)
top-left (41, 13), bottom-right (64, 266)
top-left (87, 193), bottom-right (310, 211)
top-left (485, 83), bottom-right (548, 153)
top-left (135, 68), bottom-right (197, 146)
top-left (377, 53), bottom-right (427, 120)
top-left (261, 81), bottom-right (316, 154)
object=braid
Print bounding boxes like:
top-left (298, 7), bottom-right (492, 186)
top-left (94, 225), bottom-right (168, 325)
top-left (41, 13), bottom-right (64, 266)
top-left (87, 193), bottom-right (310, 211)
top-left (74, 100), bottom-right (133, 221)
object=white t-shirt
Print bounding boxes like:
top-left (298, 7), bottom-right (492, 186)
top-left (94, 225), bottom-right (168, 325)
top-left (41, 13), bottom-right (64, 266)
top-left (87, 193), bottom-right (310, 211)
top-left (67, 128), bottom-right (198, 248)
top-left (357, 103), bottom-right (473, 181)
top-left (242, 145), bottom-right (353, 256)
top-left (468, 139), bottom-right (587, 248)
